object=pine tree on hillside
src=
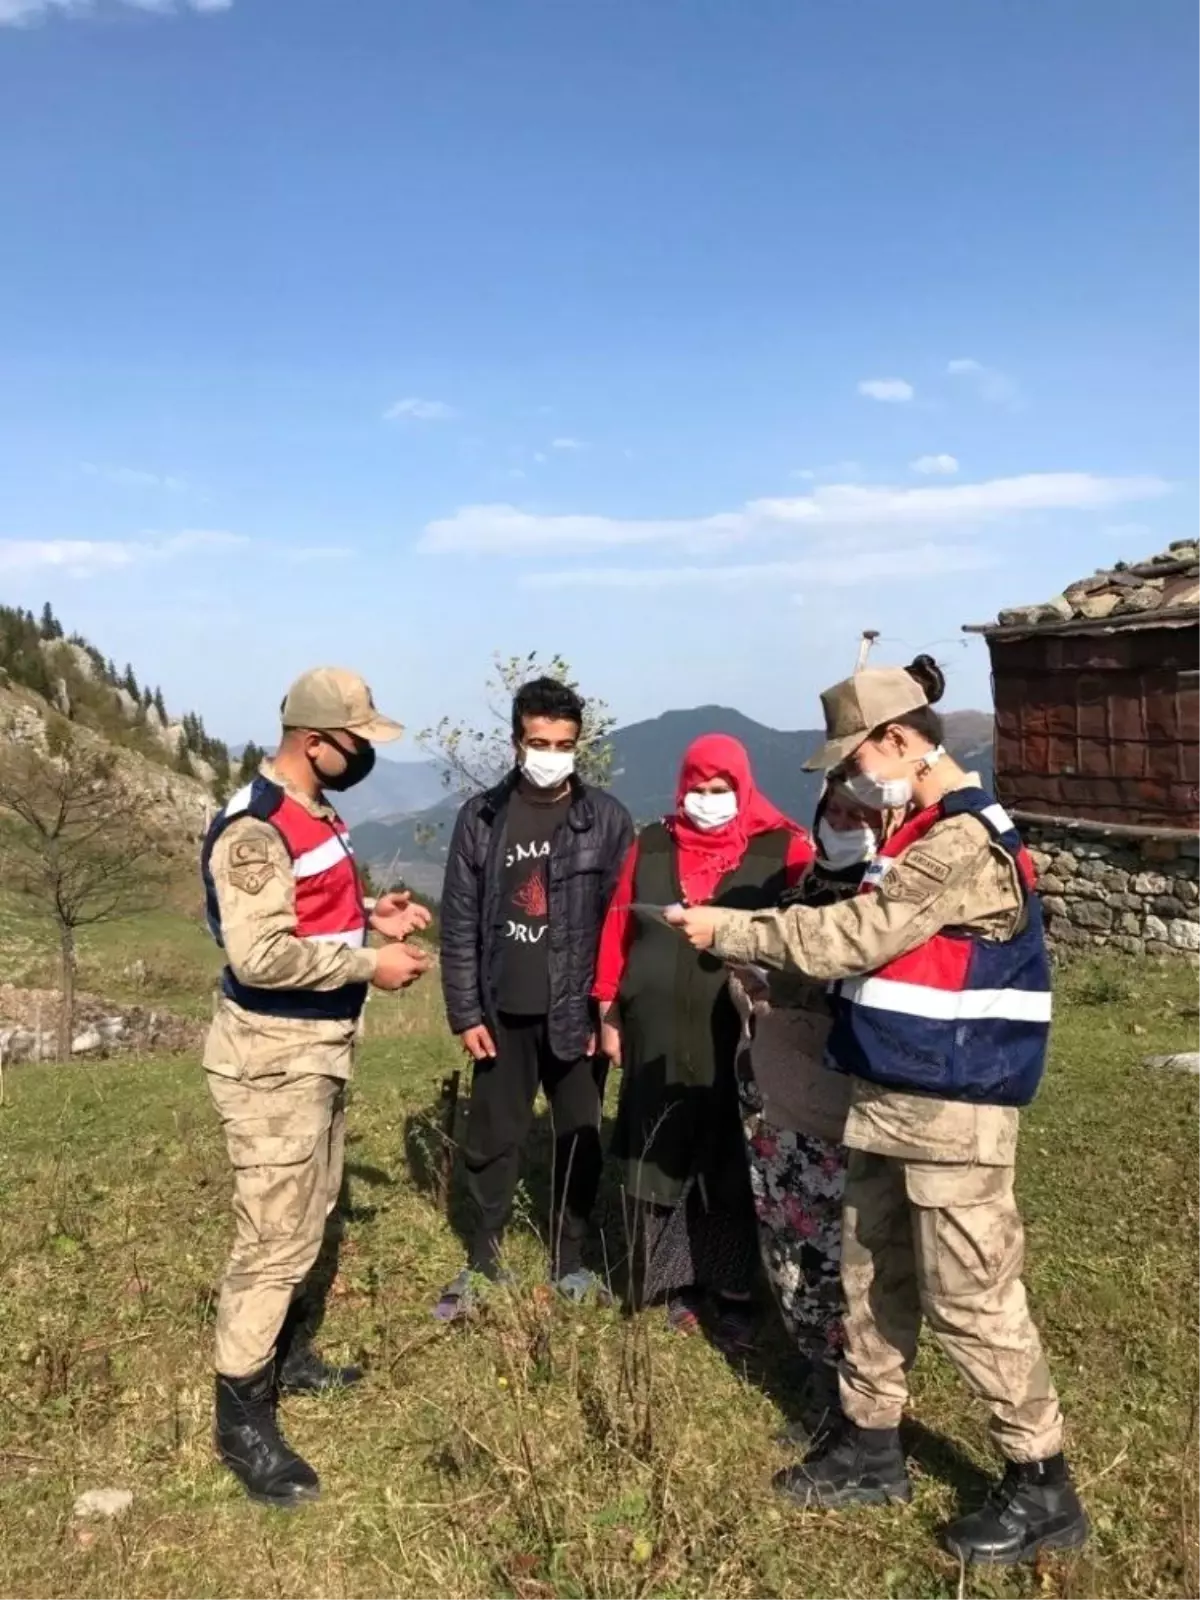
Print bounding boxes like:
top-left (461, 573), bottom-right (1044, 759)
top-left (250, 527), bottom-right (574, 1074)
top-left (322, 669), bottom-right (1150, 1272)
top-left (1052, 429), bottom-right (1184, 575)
top-left (237, 741), bottom-right (265, 784)
top-left (141, 685), bottom-right (153, 708)
top-left (123, 664), bottom-right (140, 701)
top-left (39, 602), bottom-right (63, 641)
top-left (153, 686), bottom-right (167, 721)
top-left (174, 744), bottom-right (193, 777)
top-left (106, 658), bottom-right (118, 684)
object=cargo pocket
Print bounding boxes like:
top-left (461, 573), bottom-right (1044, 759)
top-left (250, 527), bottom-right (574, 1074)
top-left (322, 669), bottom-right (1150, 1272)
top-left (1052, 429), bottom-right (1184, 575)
top-left (906, 1163), bottom-right (1019, 1305)
top-left (225, 1126), bottom-right (325, 1242)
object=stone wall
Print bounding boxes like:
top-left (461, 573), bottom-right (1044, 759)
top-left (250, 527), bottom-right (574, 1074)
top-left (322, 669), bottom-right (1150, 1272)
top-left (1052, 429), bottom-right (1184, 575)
top-left (1025, 823), bottom-right (1200, 958)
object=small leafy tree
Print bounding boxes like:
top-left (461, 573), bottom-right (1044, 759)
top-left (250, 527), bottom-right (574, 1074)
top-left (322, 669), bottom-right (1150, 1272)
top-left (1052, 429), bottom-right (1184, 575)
top-left (419, 651), bottom-right (616, 796)
top-left (0, 728), bottom-right (167, 1059)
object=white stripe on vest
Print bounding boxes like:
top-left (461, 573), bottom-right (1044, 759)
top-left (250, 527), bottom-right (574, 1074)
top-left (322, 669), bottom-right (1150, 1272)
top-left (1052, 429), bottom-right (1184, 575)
top-left (303, 927), bottom-right (366, 948)
top-left (980, 802), bottom-right (1016, 836)
top-left (841, 975), bottom-right (1052, 1023)
top-left (294, 834), bottom-right (355, 879)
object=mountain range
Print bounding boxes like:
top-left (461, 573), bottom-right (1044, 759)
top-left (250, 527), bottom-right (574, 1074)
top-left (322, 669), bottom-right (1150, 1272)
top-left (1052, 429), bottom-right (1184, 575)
top-left (350, 705), bottom-right (994, 897)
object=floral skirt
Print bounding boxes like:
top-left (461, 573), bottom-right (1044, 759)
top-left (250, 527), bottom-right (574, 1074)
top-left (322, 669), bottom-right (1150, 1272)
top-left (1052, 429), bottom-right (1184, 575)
top-left (738, 1065), bottom-right (848, 1362)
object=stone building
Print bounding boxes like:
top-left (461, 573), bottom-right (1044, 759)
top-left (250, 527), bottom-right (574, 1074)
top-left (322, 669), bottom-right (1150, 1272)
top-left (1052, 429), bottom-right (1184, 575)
top-left (965, 540), bottom-right (1199, 958)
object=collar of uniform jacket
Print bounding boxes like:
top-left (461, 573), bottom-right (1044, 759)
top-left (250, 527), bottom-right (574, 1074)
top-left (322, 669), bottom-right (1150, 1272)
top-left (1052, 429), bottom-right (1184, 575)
top-left (258, 757), bottom-right (338, 822)
top-left (478, 768), bottom-right (596, 832)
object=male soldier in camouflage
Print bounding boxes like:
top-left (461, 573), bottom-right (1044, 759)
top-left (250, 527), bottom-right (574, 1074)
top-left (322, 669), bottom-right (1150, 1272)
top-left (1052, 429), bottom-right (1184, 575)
top-left (669, 656), bottom-right (1089, 1566)
top-left (201, 668), bottom-right (433, 1506)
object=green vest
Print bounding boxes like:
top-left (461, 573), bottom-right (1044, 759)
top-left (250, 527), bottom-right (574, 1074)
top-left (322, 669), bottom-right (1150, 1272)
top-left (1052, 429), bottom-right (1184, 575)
top-left (612, 823), bottom-right (791, 1206)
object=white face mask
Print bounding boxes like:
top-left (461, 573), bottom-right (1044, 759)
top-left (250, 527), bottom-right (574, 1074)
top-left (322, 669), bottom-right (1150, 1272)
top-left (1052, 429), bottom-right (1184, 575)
top-left (682, 789), bottom-right (739, 831)
top-left (817, 818), bottom-right (876, 870)
top-left (843, 744), bottom-right (945, 812)
top-left (521, 747), bottom-right (575, 790)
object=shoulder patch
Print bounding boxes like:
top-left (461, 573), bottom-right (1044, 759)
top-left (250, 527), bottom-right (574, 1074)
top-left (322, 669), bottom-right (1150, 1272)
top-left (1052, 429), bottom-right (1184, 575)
top-left (228, 862), bottom-right (275, 895)
top-left (230, 836), bottom-right (271, 867)
top-left (879, 869), bottom-right (927, 903)
top-left (905, 848), bottom-right (952, 884)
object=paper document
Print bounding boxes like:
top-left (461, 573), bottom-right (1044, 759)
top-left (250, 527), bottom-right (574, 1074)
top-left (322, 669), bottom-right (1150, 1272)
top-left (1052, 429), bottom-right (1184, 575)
top-left (630, 901), bottom-right (684, 926)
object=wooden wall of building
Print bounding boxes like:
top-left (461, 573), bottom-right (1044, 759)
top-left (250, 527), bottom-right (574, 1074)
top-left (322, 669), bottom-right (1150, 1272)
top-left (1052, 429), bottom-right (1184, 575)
top-left (989, 622), bottom-right (1199, 830)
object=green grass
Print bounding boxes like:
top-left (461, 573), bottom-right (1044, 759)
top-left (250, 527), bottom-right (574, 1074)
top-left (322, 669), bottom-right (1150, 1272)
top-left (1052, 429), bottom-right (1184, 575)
top-left (0, 954), bottom-right (1196, 1599)
top-left (0, 889), bottom-right (221, 1020)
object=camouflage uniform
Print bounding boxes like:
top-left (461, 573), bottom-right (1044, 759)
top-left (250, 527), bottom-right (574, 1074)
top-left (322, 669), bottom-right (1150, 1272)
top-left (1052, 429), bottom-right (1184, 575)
top-left (204, 759), bottom-right (378, 1379)
top-left (709, 788), bottom-right (1064, 1464)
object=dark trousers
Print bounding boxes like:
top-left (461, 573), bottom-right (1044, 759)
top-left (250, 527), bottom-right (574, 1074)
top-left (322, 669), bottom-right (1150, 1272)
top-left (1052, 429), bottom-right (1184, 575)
top-left (463, 1012), bottom-right (607, 1278)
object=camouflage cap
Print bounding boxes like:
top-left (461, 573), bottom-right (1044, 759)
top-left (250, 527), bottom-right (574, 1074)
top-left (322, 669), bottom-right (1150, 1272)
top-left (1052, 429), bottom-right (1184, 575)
top-left (803, 666), bottom-right (928, 771)
top-left (280, 667), bottom-right (404, 744)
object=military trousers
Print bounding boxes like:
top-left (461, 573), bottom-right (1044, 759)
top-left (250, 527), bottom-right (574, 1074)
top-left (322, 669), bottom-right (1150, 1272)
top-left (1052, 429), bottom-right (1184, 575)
top-left (838, 1149), bottom-right (1064, 1463)
top-left (207, 1067), bottom-right (346, 1379)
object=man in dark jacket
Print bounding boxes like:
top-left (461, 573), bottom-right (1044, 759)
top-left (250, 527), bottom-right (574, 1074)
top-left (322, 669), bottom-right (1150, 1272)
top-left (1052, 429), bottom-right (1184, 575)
top-left (436, 677), bottom-right (634, 1317)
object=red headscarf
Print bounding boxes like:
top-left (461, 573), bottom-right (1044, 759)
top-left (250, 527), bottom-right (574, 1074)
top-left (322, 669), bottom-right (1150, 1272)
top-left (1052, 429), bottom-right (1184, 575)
top-left (665, 733), bottom-right (804, 904)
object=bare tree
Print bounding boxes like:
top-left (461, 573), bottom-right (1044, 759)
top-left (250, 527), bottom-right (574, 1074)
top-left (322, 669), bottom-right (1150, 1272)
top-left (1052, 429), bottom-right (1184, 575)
top-left (0, 727), bottom-right (168, 1059)
top-left (419, 651), bottom-right (617, 796)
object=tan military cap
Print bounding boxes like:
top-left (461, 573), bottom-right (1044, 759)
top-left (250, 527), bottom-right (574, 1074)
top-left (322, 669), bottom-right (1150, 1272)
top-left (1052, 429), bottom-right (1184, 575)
top-left (803, 666), bottom-right (928, 771)
top-left (280, 667), bottom-right (404, 744)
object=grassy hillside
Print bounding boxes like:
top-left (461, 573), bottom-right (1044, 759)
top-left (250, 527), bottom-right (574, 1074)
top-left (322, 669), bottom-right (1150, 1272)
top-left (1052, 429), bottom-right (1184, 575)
top-left (0, 947), bottom-right (1195, 1600)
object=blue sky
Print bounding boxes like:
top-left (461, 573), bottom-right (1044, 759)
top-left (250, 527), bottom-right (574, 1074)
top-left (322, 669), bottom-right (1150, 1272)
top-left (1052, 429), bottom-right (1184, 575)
top-left (0, 0), bottom-right (1195, 749)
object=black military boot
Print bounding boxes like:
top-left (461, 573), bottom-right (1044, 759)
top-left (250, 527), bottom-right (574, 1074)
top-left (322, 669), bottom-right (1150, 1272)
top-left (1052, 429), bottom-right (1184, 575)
top-left (276, 1300), bottom-right (363, 1395)
top-left (214, 1363), bottom-right (320, 1507)
top-left (774, 1419), bottom-right (911, 1508)
top-left (943, 1454), bottom-right (1089, 1565)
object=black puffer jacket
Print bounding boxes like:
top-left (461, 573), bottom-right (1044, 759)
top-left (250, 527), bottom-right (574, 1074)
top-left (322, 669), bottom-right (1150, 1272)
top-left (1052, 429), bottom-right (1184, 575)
top-left (440, 773), bottom-right (634, 1062)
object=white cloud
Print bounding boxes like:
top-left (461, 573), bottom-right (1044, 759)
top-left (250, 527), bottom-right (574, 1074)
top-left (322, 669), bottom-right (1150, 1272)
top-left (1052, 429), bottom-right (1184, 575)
top-left (383, 396), bottom-right (458, 423)
top-left (857, 377), bottom-right (914, 403)
top-left (0, 529), bottom-right (244, 576)
top-left (0, 0), bottom-right (229, 24)
top-left (532, 451), bottom-right (548, 465)
top-left (946, 358), bottom-right (1020, 407)
top-left (551, 437), bottom-right (587, 451)
top-left (910, 454), bottom-right (959, 476)
top-left (417, 472), bottom-right (1170, 556)
top-left (80, 461), bottom-right (188, 492)
top-left (522, 542), bottom-right (998, 591)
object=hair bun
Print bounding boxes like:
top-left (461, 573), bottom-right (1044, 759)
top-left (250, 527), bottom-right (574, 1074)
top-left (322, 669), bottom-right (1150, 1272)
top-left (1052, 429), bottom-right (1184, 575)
top-left (906, 653), bottom-right (945, 706)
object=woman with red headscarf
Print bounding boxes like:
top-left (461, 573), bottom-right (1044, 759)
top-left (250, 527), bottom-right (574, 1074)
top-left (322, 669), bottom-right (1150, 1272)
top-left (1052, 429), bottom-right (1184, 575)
top-left (594, 733), bottom-right (813, 1346)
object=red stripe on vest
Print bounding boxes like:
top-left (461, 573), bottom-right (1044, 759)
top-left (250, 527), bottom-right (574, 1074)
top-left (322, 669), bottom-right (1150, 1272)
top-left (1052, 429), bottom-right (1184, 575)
top-left (857, 799), bottom-right (1035, 993)
top-left (272, 794), bottom-right (365, 939)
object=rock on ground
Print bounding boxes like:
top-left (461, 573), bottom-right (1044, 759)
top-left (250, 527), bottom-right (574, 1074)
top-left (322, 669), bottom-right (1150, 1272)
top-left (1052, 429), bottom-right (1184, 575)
top-left (72, 1488), bottom-right (133, 1520)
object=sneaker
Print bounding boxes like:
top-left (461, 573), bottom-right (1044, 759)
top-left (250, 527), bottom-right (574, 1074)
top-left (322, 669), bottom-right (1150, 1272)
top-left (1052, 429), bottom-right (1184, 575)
top-left (712, 1296), bottom-right (758, 1355)
top-left (666, 1291), bottom-right (703, 1335)
top-left (942, 1454), bottom-right (1090, 1565)
top-left (552, 1268), bottom-right (613, 1306)
top-left (433, 1265), bottom-right (518, 1322)
top-left (774, 1420), bottom-right (911, 1509)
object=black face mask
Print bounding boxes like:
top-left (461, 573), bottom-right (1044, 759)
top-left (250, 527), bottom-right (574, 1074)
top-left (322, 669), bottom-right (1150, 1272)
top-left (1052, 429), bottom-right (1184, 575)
top-left (312, 734), bottom-right (376, 792)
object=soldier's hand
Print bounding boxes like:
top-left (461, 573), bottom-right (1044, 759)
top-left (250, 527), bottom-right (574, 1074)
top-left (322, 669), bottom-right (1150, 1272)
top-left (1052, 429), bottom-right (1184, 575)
top-left (459, 1024), bottom-right (497, 1061)
top-left (370, 891), bottom-right (434, 942)
top-left (372, 941), bottom-right (434, 991)
top-left (665, 904), bottom-right (719, 950)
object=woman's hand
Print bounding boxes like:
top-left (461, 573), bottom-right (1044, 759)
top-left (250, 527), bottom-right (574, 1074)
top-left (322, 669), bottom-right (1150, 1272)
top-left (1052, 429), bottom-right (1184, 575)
top-left (731, 964), bottom-right (771, 1016)
top-left (600, 1020), bottom-right (623, 1068)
